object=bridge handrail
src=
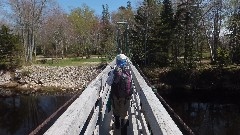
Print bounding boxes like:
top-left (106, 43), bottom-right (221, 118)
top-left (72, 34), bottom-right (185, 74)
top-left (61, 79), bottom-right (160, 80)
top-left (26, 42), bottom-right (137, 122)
top-left (129, 60), bottom-right (183, 135)
top-left (44, 60), bottom-right (115, 135)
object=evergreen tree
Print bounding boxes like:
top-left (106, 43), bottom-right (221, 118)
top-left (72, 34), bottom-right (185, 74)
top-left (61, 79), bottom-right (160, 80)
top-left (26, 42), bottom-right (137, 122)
top-left (228, 4), bottom-right (240, 63)
top-left (154, 0), bottom-right (174, 66)
top-left (100, 4), bottom-right (114, 57)
top-left (0, 25), bottom-right (23, 70)
top-left (127, 1), bottom-right (132, 10)
top-left (173, 0), bottom-right (203, 68)
top-left (144, 0), bottom-right (161, 66)
top-left (129, 7), bottom-right (146, 65)
top-left (130, 0), bottom-right (160, 66)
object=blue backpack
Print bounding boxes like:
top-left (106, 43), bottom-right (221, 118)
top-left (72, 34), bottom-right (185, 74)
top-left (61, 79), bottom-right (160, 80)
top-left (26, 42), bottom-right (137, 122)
top-left (111, 66), bottom-right (132, 98)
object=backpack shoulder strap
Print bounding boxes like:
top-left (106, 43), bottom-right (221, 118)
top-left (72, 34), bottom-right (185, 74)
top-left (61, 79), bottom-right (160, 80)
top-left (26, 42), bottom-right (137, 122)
top-left (122, 66), bottom-right (130, 76)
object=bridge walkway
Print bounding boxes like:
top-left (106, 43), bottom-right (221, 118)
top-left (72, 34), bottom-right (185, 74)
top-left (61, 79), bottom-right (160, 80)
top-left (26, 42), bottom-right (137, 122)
top-left (42, 59), bottom-right (186, 135)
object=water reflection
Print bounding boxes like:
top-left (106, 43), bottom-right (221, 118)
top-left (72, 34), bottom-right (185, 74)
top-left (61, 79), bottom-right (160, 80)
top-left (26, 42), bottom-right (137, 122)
top-left (0, 95), bottom-right (71, 135)
top-left (163, 93), bottom-right (240, 135)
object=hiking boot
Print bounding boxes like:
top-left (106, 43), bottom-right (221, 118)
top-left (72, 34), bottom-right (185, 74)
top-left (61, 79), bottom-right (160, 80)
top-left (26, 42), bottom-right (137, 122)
top-left (114, 116), bottom-right (120, 129)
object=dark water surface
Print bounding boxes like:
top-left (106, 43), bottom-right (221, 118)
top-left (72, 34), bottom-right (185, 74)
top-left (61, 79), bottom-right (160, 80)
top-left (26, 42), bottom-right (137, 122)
top-left (161, 91), bottom-right (240, 135)
top-left (0, 95), bottom-right (71, 135)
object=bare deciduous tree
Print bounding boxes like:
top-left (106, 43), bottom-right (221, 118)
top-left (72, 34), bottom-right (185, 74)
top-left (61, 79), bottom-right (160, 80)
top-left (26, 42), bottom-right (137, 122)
top-left (8, 0), bottom-right (50, 63)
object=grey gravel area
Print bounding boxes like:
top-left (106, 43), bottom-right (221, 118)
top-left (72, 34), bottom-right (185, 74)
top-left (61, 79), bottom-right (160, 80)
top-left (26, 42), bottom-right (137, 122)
top-left (0, 71), bottom-right (11, 85)
top-left (0, 65), bottom-right (102, 95)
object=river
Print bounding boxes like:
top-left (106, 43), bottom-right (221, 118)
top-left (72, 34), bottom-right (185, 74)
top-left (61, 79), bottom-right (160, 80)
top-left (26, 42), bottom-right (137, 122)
top-left (0, 95), bottom-right (72, 135)
top-left (1, 89), bottom-right (239, 135)
top-left (161, 90), bottom-right (240, 135)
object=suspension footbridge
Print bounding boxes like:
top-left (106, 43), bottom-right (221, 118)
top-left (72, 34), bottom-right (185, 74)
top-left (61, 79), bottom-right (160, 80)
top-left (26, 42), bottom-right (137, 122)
top-left (31, 59), bottom-right (194, 135)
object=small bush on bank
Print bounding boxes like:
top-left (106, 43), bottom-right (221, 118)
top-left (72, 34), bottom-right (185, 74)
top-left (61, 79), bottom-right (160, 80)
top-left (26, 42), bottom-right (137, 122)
top-left (21, 70), bottom-right (31, 77)
top-left (143, 65), bottom-right (240, 91)
top-left (216, 47), bottom-right (230, 68)
top-left (231, 45), bottom-right (240, 64)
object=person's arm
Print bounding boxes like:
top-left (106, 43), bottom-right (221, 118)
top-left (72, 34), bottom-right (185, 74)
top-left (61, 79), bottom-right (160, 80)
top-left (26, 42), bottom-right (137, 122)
top-left (107, 70), bottom-right (114, 86)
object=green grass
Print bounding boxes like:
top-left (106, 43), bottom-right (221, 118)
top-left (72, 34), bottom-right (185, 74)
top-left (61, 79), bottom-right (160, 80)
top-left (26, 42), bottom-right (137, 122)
top-left (35, 57), bottom-right (111, 66)
top-left (202, 52), bottom-right (211, 59)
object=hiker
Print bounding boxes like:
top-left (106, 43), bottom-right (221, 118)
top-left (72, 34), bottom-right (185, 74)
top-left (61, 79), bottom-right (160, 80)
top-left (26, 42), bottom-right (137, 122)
top-left (107, 53), bottom-right (132, 129)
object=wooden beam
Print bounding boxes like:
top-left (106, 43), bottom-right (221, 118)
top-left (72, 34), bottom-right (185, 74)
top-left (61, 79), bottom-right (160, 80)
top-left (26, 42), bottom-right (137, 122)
top-left (129, 61), bottom-right (183, 135)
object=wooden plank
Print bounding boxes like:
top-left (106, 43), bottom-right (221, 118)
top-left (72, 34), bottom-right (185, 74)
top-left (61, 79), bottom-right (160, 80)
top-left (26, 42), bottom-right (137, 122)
top-left (101, 88), bottom-right (111, 120)
top-left (44, 61), bottom-right (114, 135)
top-left (129, 99), bottom-right (138, 135)
top-left (85, 106), bottom-right (99, 135)
top-left (127, 98), bottom-right (134, 135)
top-left (132, 85), bottom-right (150, 135)
top-left (133, 88), bottom-right (150, 135)
top-left (93, 125), bottom-right (99, 135)
top-left (136, 93), bottom-right (150, 135)
top-left (44, 87), bottom-right (99, 135)
top-left (99, 61), bottom-right (115, 122)
top-left (132, 115), bottom-right (139, 135)
top-left (100, 110), bottom-right (113, 135)
top-left (140, 112), bottom-right (150, 135)
top-left (129, 62), bottom-right (183, 135)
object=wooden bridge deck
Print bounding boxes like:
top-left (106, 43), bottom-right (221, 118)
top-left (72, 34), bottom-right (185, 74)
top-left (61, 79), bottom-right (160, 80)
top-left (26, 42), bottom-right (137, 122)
top-left (43, 59), bottom-right (183, 135)
top-left (97, 83), bottom-right (148, 135)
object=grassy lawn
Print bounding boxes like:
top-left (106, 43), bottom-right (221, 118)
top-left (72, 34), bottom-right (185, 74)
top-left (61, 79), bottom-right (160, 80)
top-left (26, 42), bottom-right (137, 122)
top-left (202, 52), bottom-right (211, 59)
top-left (35, 57), bottom-right (112, 66)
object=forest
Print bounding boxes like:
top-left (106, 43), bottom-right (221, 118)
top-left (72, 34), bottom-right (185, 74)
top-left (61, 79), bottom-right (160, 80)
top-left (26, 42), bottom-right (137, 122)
top-left (0, 0), bottom-right (240, 70)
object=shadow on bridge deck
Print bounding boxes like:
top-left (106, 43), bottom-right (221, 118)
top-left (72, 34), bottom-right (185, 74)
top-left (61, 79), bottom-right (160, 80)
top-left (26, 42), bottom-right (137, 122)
top-left (100, 103), bottom-right (136, 135)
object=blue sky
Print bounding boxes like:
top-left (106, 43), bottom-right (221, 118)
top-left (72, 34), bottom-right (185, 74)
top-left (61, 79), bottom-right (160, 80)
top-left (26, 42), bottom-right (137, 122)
top-left (58, 0), bottom-right (141, 16)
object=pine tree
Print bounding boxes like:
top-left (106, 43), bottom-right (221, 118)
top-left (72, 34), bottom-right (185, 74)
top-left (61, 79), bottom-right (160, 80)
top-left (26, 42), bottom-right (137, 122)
top-left (228, 4), bottom-right (240, 63)
top-left (0, 25), bottom-right (23, 70)
top-left (129, 6), bottom-right (146, 65)
top-left (100, 4), bottom-right (114, 57)
top-left (173, 0), bottom-right (203, 68)
top-left (154, 0), bottom-right (174, 66)
top-left (130, 0), bottom-right (160, 66)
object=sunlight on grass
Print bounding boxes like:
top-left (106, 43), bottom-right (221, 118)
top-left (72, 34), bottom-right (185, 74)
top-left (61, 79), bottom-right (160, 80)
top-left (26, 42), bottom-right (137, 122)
top-left (35, 57), bottom-right (111, 66)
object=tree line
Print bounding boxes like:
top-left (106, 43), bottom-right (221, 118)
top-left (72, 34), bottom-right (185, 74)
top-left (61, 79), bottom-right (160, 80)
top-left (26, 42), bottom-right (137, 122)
top-left (0, 0), bottom-right (240, 69)
top-left (130, 0), bottom-right (240, 68)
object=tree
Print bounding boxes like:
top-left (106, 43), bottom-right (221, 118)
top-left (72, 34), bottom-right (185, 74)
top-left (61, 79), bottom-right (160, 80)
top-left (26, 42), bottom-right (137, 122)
top-left (155, 0), bottom-right (174, 66)
top-left (38, 7), bottom-right (71, 59)
top-left (130, 0), bottom-right (161, 66)
top-left (202, 0), bottom-right (228, 64)
top-left (173, 0), bottom-right (206, 68)
top-left (129, 7), bottom-right (145, 65)
top-left (100, 4), bottom-right (114, 57)
top-left (212, 0), bottom-right (223, 64)
top-left (0, 25), bottom-right (23, 70)
top-left (69, 5), bottom-right (99, 58)
top-left (228, 0), bottom-right (240, 63)
top-left (8, 0), bottom-right (50, 63)
top-left (111, 1), bottom-right (135, 56)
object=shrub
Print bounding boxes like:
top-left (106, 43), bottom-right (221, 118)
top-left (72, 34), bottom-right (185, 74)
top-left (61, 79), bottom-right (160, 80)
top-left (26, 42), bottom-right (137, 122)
top-left (231, 45), bottom-right (240, 64)
top-left (21, 70), bottom-right (31, 77)
top-left (216, 47), bottom-right (230, 67)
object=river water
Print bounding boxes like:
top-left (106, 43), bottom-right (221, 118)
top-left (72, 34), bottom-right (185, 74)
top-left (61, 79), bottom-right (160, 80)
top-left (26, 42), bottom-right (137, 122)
top-left (1, 90), bottom-right (239, 135)
top-left (0, 95), bottom-right (71, 135)
top-left (161, 91), bottom-right (240, 135)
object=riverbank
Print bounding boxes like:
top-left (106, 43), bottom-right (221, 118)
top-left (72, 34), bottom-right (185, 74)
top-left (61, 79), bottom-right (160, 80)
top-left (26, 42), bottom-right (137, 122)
top-left (0, 64), bottom-right (104, 97)
top-left (142, 65), bottom-right (240, 94)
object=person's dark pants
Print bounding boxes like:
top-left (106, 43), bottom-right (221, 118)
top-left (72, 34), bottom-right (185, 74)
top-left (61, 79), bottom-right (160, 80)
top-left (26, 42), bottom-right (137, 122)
top-left (112, 95), bottom-right (130, 129)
